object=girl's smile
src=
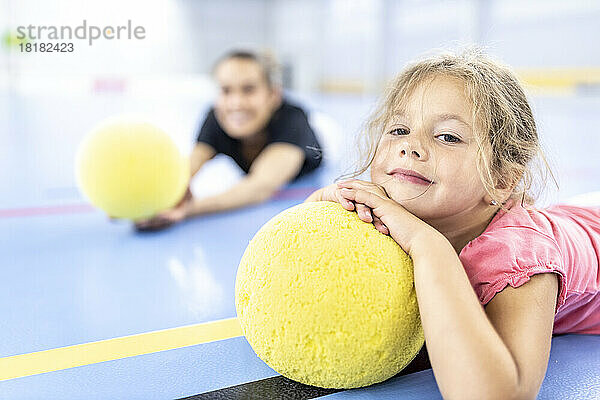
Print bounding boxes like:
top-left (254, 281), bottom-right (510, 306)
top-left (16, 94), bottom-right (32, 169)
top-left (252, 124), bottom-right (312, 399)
top-left (388, 167), bottom-right (434, 185)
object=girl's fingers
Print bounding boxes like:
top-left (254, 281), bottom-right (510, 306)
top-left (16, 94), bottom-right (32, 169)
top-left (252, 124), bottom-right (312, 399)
top-left (373, 216), bottom-right (389, 235)
top-left (338, 187), bottom-right (372, 222)
top-left (341, 188), bottom-right (386, 211)
top-left (336, 189), bottom-right (355, 210)
top-left (339, 187), bottom-right (357, 201)
top-left (338, 180), bottom-right (388, 199)
top-left (340, 187), bottom-right (391, 234)
top-left (355, 204), bottom-right (373, 223)
top-left (340, 187), bottom-right (390, 226)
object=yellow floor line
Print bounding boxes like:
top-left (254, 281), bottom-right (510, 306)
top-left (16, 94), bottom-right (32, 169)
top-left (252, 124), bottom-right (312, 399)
top-left (0, 317), bottom-right (242, 382)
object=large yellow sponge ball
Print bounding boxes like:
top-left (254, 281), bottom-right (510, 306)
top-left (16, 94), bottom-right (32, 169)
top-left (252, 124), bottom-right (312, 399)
top-left (75, 119), bottom-right (189, 220)
top-left (235, 201), bottom-right (424, 389)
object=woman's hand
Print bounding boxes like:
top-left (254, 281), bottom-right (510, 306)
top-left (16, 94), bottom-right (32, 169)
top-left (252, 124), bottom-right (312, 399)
top-left (134, 187), bottom-right (193, 232)
top-left (336, 179), bottom-right (439, 254)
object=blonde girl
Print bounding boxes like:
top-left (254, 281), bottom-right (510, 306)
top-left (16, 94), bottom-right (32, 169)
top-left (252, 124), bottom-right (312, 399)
top-left (306, 49), bottom-right (600, 399)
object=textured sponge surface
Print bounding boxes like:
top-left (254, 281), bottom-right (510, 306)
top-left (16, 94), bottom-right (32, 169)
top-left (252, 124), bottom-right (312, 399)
top-left (235, 201), bottom-right (424, 388)
top-left (75, 120), bottom-right (189, 220)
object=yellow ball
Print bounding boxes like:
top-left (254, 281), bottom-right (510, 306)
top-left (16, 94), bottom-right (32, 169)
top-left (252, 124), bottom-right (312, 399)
top-left (75, 119), bottom-right (189, 220)
top-left (235, 201), bottom-right (424, 389)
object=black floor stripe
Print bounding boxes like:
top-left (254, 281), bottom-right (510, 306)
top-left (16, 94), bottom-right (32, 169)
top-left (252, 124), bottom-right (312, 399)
top-left (178, 376), bottom-right (343, 400)
top-left (178, 346), bottom-right (431, 400)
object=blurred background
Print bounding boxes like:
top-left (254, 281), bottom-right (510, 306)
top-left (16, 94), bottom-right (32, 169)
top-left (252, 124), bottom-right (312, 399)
top-left (1, 0), bottom-right (599, 209)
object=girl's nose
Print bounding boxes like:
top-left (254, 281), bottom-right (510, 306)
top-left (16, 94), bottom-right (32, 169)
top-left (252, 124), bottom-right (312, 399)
top-left (399, 140), bottom-right (428, 161)
top-left (400, 148), bottom-right (421, 158)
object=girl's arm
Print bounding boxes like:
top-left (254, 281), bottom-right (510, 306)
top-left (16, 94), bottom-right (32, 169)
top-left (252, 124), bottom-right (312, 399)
top-left (327, 181), bottom-right (558, 400)
top-left (411, 235), bottom-right (557, 400)
top-left (484, 274), bottom-right (558, 399)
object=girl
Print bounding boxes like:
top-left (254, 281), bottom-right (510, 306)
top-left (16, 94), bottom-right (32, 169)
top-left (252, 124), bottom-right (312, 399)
top-left (306, 49), bottom-right (600, 399)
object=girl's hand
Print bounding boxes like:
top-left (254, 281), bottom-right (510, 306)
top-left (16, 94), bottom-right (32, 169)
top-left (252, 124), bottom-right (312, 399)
top-left (336, 179), bottom-right (439, 254)
top-left (336, 180), bottom-right (390, 236)
top-left (305, 182), bottom-right (389, 234)
top-left (304, 183), bottom-right (356, 211)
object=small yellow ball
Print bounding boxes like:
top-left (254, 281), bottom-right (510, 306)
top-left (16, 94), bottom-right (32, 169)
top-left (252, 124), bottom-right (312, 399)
top-left (75, 119), bottom-right (189, 220)
top-left (235, 201), bottom-right (424, 389)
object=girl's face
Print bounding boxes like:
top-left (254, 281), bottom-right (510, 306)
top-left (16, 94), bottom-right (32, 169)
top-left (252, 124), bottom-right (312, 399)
top-left (214, 58), bottom-right (280, 139)
top-left (371, 75), bottom-right (491, 223)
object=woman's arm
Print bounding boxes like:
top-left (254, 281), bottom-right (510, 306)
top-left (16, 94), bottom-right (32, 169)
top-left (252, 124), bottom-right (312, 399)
top-left (190, 142), bottom-right (217, 176)
top-left (132, 143), bottom-right (215, 230)
top-left (135, 143), bottom-right (302, 229)
top-left (186, 142), bottom-right (304, 215)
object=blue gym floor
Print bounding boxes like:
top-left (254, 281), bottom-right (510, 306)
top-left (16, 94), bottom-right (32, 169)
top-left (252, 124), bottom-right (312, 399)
top-left (1, 89), bottom-right (599, 399)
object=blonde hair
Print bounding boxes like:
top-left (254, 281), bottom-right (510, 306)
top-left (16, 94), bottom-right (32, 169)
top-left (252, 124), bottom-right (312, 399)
top-left (345, 48), bottom-right (555, 207)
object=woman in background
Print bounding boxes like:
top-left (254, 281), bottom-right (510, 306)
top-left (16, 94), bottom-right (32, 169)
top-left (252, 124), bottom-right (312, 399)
top-left (136, 50), bottom-right (322, 231)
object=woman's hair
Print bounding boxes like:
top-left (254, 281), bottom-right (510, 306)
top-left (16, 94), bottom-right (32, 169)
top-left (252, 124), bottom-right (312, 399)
top-left (346, 47), bottom-right (555, 207)
top-left (213, 49), bottom-right (283, 89)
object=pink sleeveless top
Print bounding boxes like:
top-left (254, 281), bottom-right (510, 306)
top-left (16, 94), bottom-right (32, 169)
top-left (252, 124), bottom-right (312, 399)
top-left (459, 201), bottom-right (600, 334)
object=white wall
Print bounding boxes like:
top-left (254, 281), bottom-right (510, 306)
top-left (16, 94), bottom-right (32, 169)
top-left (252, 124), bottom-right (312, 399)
top-left (2, 0), bottom-right (599, 92)
top-left (269, 0), bottom-right (600, 91)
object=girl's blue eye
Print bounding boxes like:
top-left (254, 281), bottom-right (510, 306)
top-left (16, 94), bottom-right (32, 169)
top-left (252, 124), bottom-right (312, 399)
top-left (438, 133), bottom-right (461, 143)
top-left (389, 128), bottom-right (409, 136)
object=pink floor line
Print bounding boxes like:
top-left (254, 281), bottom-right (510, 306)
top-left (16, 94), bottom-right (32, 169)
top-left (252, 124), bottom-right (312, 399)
top-left (0, 203), bottom-right (96, 218)
top-left (272, 187), bottom-right (317, 200)
top-left (0, 187), bottom-right (319, 218)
